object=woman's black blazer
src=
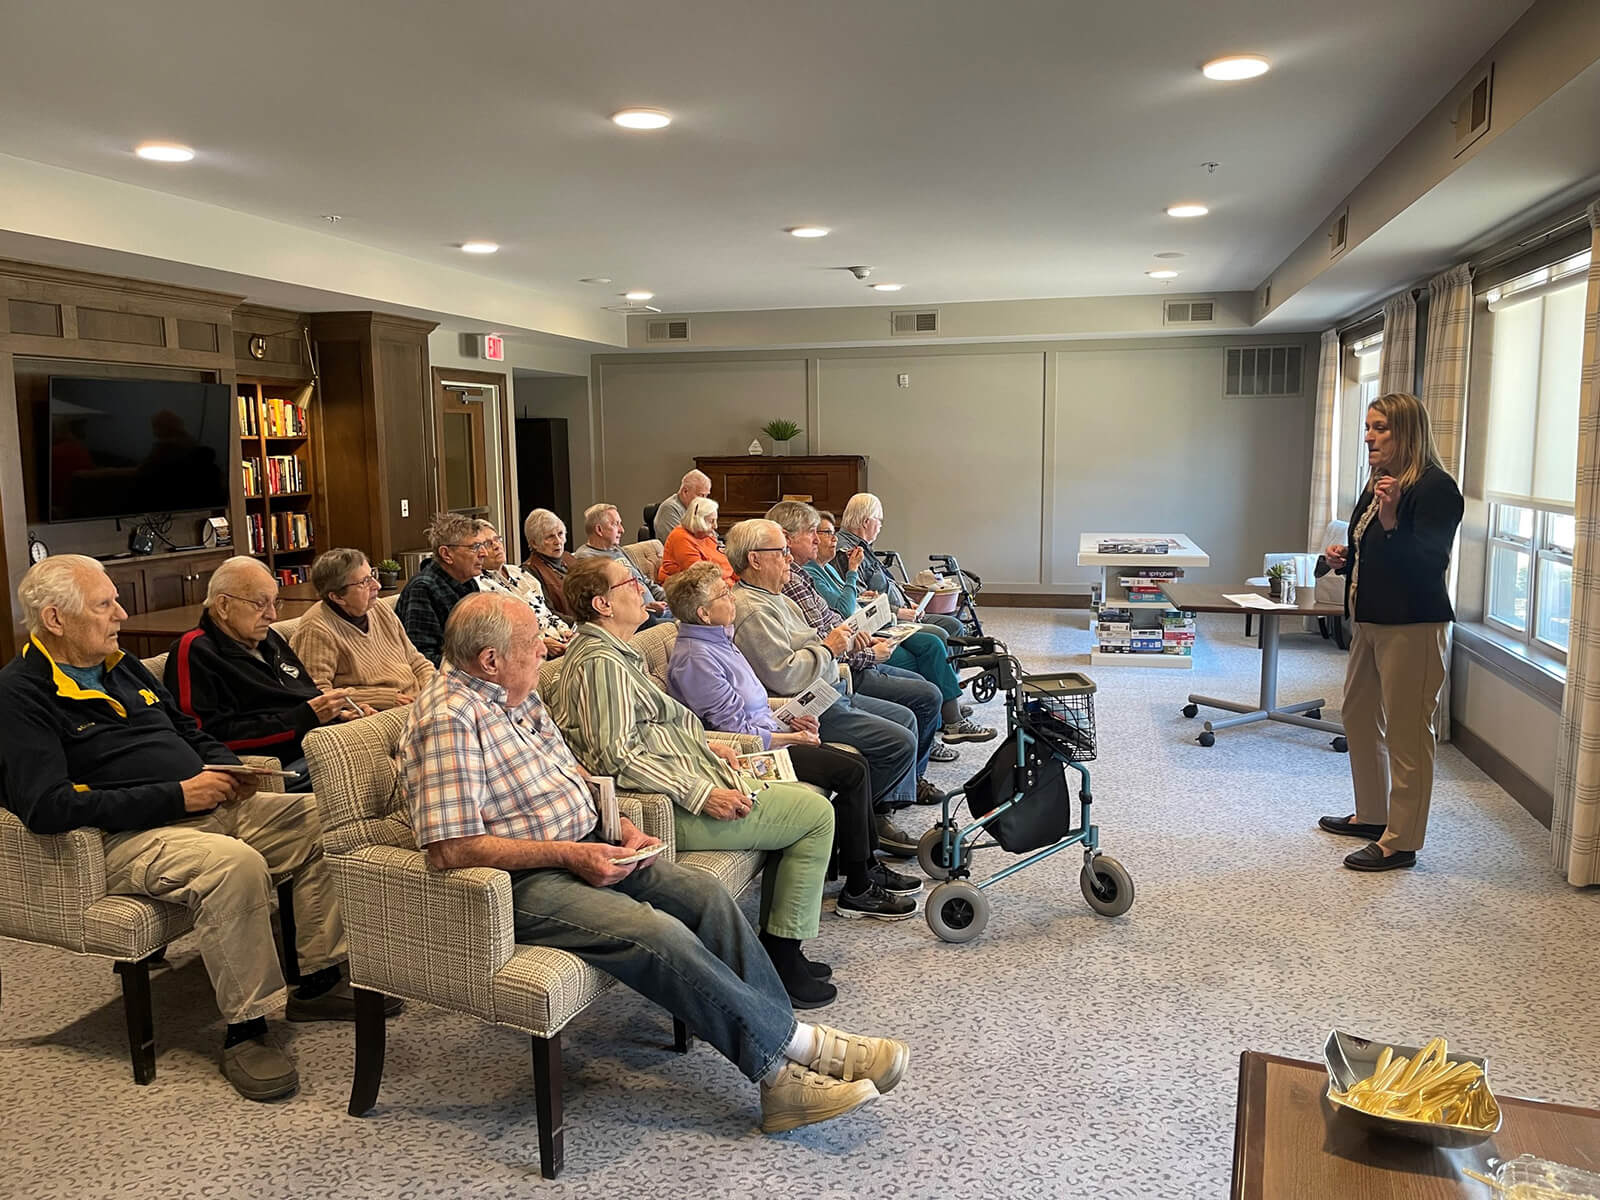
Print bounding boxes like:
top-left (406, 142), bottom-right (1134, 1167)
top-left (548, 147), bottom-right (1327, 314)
top-left (1336, 465), bottom-right (1464, 625)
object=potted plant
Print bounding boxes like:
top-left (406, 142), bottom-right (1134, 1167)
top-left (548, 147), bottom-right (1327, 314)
top-left (376, 559), bottom-right (402, 589)
top-left (761, 418), bottom-right (803, 457)
top-left (1265, 560), bottom-right (1295, 600)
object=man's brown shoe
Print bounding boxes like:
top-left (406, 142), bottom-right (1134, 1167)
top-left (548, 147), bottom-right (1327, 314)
top-left (759, 1063), bottom-right (878, 1134)
top-left (808, 1025), bottom-right (910, 1094)
top-left (285, 980), bottom-right (404, 1022)
top-left (220, 1032), bottom-right (298, 1101)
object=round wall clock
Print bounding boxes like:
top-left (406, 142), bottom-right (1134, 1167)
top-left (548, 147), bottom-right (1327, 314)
top-left (248, 334), bottom-right (268, 360)
top-left (28, 534), bottom-right (49, 564)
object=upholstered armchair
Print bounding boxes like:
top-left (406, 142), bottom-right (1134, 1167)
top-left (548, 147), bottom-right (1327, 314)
top-left (621, 539), bottom-right (664, 589)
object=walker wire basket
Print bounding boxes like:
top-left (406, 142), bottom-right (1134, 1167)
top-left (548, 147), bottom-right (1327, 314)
top-left (1019, 672), bottom-right (1097, 763)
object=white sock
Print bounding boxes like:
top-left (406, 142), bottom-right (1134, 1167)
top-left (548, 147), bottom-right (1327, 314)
top-left (783, 1022), bottom-right (819, 1065)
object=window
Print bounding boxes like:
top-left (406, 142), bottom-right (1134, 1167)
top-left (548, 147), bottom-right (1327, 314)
top-left (1343, 332), bottom-right (1383, 501)
top-left (1485, 503), bottom-right (1573, 654)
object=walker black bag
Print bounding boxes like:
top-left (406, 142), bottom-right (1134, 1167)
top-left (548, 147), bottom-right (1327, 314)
top-left (962, 731), bottom-right (1071, 853)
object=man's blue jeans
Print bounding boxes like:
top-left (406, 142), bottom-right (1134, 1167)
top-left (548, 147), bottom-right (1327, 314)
top-left (855, 664), bottom-right (940, 781)
top-left (818, 689), bottom-right (917, 808)
top-left (510, 854), bottom-right (796, 1084)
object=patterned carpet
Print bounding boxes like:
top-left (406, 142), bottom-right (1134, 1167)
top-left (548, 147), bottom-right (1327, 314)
top-left (3, 608), bottom-right (1595, 1198)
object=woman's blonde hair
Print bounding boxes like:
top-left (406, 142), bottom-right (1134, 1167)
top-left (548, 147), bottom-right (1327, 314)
top-left (1366, 392), bottom-right (1441, 495)
top-left (683, 496), bottom-right (720, 536)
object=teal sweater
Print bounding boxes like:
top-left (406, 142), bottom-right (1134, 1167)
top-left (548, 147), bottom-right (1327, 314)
top-left (800, 559), bottom-right (859, 620)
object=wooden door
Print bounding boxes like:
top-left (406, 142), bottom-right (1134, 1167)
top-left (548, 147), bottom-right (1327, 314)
top-left (144, 565), bottom-right (187, 611)
top-left (436, 386), bottom-right (489, 515)
top-left (105, 563), bottom-right (146, 617)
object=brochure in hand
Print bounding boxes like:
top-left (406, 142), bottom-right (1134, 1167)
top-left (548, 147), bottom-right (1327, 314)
top-left (772, 677), bottom-right (841, 726)
top-left (736, 747), bottom-right (798, 786)
top-left (587, 776), bottom-right (620, 843)
top-left (206, 762), bottom-right (292, 783)
top-left (845, 592), bottom-right (893, 636)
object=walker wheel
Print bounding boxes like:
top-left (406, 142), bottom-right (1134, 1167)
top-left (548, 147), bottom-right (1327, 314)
top-left (1081, 855), bottom-right (1134, 917)
top-left (1181, 703), bottom-right (1198, 719)
top-left (1332, 736), bottom-right (1348, 753)
top-left (1197, 731), bottom-right (1216, 747)
top-left (926, 881), bottom-right (990, 943)
top-left (970, 674), bottom-right (997, 704)
top-left (917, 826), bottom-right (955, 881)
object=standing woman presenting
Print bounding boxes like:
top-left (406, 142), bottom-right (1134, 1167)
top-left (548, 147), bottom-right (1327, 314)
top-left (1317, 393), bottom-right (1463, 872)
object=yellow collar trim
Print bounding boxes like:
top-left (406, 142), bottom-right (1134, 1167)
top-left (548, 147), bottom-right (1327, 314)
top-left (24, 638), bottom-right (128, 717)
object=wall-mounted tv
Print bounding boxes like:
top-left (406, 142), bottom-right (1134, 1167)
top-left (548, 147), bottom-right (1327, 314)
top-left (46, 376), bottom-right (232, 523)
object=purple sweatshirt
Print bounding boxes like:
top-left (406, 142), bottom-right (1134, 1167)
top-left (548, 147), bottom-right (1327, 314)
top-left (666, 621), bottom-right (784, 748)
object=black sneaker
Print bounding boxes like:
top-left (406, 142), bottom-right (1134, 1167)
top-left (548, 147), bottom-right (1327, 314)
top-left (836, 882), bottom-right (918, 921)
top-left (868, 861), bottom-right (922, 895)
top-left (873, 814), bottom-right (919, 857)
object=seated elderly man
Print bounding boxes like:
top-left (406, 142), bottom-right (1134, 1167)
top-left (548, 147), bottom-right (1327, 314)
top-left (397, 512), bottom-right (489, 666)
top-left (403, 591), bottom-right (906, 1133)
top-left (725, 519), bottom-right (927, 855)
top-left (290, 548), bottom-right (434, 710)
top-left (471, 519), bottom-right (574, 657)
top-left (0, 555), bottom-right (397, 1102)
top-left (659, 496), bottom-right (737, 587)
top-left (835, 492), bottom-right (965, 639)
top-left (772, 501), bottom-right (996, 748)
top-left (168, 557), bottom-right (373, 789)
top-left (523, 507), bottom-right (580, 621)
top-left (573, 502), bottom-right (671, 628)
top-left (548, 558), bottom-right (839, 1009)
top-left (653, 468), bottom-right (712, 542)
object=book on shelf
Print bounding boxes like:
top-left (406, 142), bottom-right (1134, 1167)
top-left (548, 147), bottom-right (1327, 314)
top-left (1118, 570), bottom-right (1181, 584)
top-left (237, 394), bottom-right (259, 437)
top-left (241, 457), bottom-right (263, 497)
top-left (265, 454), bottom-right (305, 495)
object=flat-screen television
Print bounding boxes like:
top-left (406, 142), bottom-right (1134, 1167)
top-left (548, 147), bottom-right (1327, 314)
top-left (46, 376), bottom-right (232, 523)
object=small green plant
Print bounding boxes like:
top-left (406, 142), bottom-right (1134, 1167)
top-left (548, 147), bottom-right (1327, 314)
top-left (377, 559), bottom-right (401, 572)
top-left (1265, 561), bottom-right (1294, 579)
top-left (761, 418), bottom-right (802, 442)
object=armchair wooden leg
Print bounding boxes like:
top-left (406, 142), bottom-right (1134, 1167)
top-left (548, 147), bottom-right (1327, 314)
top-left (114, 956), bottom-right (157, 1085)
top-left (531, 1033), bottom-right (565, 1180)
top-left (276, 879), bottom-right (301, 985)
top-left (347, 987), bottom-right (388, 1117)
top-left (673, 1018), bottom-right (692, 1053)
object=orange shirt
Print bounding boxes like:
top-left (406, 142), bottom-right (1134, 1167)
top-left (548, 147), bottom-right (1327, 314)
top-left (659, 526), bottom-right (737, 587)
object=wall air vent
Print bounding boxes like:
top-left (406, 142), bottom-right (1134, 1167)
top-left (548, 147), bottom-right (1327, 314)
top-left (645, 318), bottom-right (690, 342)
top-left (1453, 65), bottom-right (1492, 157)
top-left (1329, 208), bottom-right (1349, 260)
top-left (1163, 299), bottom-right (1216, 326)
top-left (891, 309), bottom-right (939, 335)
top-left (1225, 345), bottom-right (1305, 398)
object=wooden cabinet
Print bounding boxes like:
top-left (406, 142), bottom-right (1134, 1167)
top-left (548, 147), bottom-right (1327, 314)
top-left (106, 549), bottom-right (231, 657)
top-left (694, 455), bottom-right (868, 532)
top-left (237, 378), bottom-right (319, 583)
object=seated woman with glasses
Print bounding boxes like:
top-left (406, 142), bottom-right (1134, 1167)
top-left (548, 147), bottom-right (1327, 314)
top-left (291, 547), bottom-right (436, 710)
top-left (522, 507), bottom-right (580, 621)
top-left (658, 497), bottom-right (737, 588)
top-left (470, 519), bottom-right (575, 657)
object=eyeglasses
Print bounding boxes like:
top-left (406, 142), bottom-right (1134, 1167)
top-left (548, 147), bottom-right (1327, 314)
top-left (481, 535), bottom-right (504, 548)
top-left (607, 576), bottom-right (645, 595)
top-left (222, 593), bottom-right (279, 615)
top-left (707, 586), bottom-right (734, 602)
top-left (341, 573), bottom-right (380, 591)
top-left (450, 540), bottom-right (491, 553)
top-left (750, 545), bottom-right (793, 559)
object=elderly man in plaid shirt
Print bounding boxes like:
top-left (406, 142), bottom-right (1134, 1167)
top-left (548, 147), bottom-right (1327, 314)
top-left (400, 591), bottom-right (909, 1134)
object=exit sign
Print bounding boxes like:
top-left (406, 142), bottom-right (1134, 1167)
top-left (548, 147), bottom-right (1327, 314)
top-left (482, 333), bottom-right (505, 361)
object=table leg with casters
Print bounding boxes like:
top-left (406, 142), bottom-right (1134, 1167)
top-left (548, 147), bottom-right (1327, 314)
top-left (1186, 613), bottom-right (1345, 747)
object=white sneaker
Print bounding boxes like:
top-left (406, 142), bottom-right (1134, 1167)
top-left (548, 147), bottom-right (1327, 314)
top-left (808, 1024), bottom-right (910, 1094)
top-left (759, 1063), bottom-right (879, 1133)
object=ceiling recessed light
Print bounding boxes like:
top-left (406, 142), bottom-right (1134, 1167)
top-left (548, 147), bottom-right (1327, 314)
top-left (460, 241), bottom-right (499, 254)
top-left (1146, 269), bottom-right (1180, 279)
top-left (1153, 251), bottom-right (1185, 259)
top-left (1202, 55), bottom-right (1271, 81)
top-left (579, 276), bottom-right (614, 285)
top-left (611, 108), bottom-right (672, 130)
top-left (1166, 204), bottom-right (1209, 219)
top-left (624, 290), bottom-right (654, 301)
top-left (787, 226), bottom-right (830, 238)
top-left (870, 283), bottom-right (903, 292)
top-left (135, 141), bottom-right (194, 163)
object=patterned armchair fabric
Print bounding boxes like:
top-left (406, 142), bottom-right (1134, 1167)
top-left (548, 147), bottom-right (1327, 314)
top-left (622, 540), bottom-right (664, 589)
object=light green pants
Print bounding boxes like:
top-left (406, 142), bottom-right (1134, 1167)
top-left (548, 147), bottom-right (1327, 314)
top-left (673, 782), bottom-right (834, 940)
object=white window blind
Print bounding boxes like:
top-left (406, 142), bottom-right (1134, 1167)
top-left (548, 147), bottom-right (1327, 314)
top-left (1482, 276), bottom-right (1586, 510)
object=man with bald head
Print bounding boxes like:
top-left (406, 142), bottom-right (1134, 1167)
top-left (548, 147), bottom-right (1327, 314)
top-left (653, 468), bottom-right (713, 542)
top-left (0, 554), bottom-right (382, 1102)
top-left (166, 556), bottom-right (373, 790)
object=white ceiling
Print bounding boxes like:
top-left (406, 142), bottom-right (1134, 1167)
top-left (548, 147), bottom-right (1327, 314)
top-left (0, 0), bottom-right (1536, 317)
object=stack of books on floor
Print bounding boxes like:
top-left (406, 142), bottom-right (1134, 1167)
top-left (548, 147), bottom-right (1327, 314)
top-left (1095, 605), bottom-right (1132, 654)
top-left (1161, 611), bottom-right (1196, 656)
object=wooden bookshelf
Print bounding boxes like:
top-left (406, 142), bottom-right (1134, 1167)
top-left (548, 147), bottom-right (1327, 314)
top-left (237, 379), bottom-right (319, 584)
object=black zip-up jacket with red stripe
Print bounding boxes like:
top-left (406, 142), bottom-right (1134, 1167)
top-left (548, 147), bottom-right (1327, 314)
top-left (166, 611), bottom-right (322, 763)
top-left (0, 638), bottom-right (238, 835)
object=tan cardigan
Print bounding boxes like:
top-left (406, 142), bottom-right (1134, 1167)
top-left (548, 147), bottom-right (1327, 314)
top-left (288, 600), bottom-right (435, 710)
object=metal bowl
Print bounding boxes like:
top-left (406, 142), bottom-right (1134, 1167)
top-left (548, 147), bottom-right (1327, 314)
top-left (1322, 1030), bottom-right (1503, 1149)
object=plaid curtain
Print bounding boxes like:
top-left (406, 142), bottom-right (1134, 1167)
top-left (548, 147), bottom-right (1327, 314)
top-left (1306, 329), bottom-right (1341, 553)
top-left (1553, 199), bottom-right (1600, 886)
top-left (1379, 290), bottom-right (1417, 395)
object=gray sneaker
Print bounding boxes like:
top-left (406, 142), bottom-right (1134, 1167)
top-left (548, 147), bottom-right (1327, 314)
top-left (220, 1032), bottom-right (299, 1101)
top-left (942, 718), bottom-right (997, 744)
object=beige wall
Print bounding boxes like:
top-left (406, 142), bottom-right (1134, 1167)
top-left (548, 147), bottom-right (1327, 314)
top-left (1452, 653), bottom-right (1561, 795)
top-left (516, 374), bottom-right (594, 538)
top-left (592, 334), bottom-right (1319, 590)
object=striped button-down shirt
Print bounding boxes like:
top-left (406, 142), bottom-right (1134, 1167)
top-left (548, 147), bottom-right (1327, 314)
top-left (401, 665), bottom-right (595, 848)
top-left (782, 569), bottom-right (876, 671)
top-left (547, 624), bottom-right (737, 815)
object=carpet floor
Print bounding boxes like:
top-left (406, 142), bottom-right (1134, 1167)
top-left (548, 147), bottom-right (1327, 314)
top-left (2, 608), bottom-right (1594, 1198)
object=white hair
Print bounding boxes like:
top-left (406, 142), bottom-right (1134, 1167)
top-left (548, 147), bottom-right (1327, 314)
top-left (524, 508), bottom-right (566, 548)
top-left (725, 519), bottom-right (781, 574)
top-left (17, 554), bottom-right (104, 636)
top-left (584, 503), bottom-right (619, 535)
top-left (682, 496), bottom-right (720, 536)
top-left (442, 591), bottom-right (525, 670)
top-left (840, 492), bottom-right (883, 532)
top-left (205, 556), bottom-right (274, 606)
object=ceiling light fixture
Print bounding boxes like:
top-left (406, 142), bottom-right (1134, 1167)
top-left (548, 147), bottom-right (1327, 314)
top-left (1166, 204), bottom-right (1209, 219)
top-left (1202, 55), bottom-right (1271, 81)
top-left (135, 141), bottom-right (194, 162)
top-left (1146, 269), bottom-right (1180, 279)
top-left (624, 290), bottom-right (654, 301)
top-left (870, 283), bottom-right (903, 292)
top-left (460, 241), bottom-right (499, 254)
top-left (612, 108), bottom-right (672, 130)
top-left (787, 226), bottom-right (830, 238)
top-left (579, 276), bottom-right (614, 284)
